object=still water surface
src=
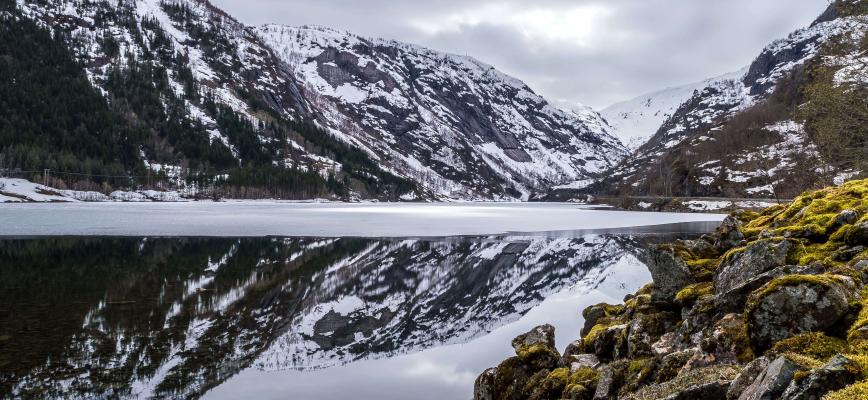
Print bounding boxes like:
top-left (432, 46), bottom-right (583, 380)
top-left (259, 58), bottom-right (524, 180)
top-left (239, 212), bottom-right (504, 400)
top-left (0, 224), bottom-right (716, 399)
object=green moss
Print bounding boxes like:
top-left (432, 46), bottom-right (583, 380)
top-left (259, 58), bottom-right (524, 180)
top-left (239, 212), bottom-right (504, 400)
top-left (686, 259), bottom-right (719, 280)
top-left (516, 343), bottom-right (561, 370)
top-left (569, 366), bottom-right (599, 387)
top-left (822, 380), bottom-right (868, 400)
top-left (675, 282), bottom-right (713, 304)
top-left (562, 383), bottom-right (589, 399)
top-left (636, 283), bottom-right (654, 296)
top-left (741, 180), bottom-right (868, 262)
top-left (848, 288), bottom-right (868, 343)
top-left (771, 332), bottom-right (848, 362)
top-left (582, 320), bottom-right (614, 349)
top-left (624, 294), bottom-right (651, 310)
top-left (782, 352), bottom-right (824, 370)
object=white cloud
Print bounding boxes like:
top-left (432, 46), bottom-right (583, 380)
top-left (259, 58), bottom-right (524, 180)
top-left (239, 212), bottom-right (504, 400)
top-left (212, 0), bottom-right (830, 109)
top-left (408, 3), bottom-right (611, 47)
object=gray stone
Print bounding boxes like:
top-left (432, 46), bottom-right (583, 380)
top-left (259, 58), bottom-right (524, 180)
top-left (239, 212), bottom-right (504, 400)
top-left (565, 353), bottom-right (601, 372)
top-left (833, 209), bottom-right (859, 228)
top-left (627, 312), bottom-right (678, 358)
top-left (727, 357), bottom-right (770, 399)
top-left (473, 367), bottom-right (497, 400)
top-left (714, 239), bottom-right (796, 310)
top-left (656, 349), bottom-right (696, 383)
top-left (663, 380), bottom-right (730, 400)
top-left (748, 277), bottom-right (854, 351)
top-left (781, 355), bottom-right (861, 400)
top-left (511, 324), bottom-right (555, 352)
top-left (846, 222), bottom-right (868, 246)
top-left (647, 246), bottom-right (694, 302)
top-left (715, 215), bottom-right (745, 251)
top-left (593, 324), bottom-right (629, 360)
top-left (593, 365), bottom-right (622, 400)
top-left (582, 303), bottom-right (622, 336)
top-left (715, 264), bottom-right (823, 311)
top-left (737, 356), bottom-right (801, 400)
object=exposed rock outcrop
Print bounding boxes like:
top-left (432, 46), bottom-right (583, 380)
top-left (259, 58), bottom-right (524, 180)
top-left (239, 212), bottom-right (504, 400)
top-left (476, 179), bottom-right (868, 400)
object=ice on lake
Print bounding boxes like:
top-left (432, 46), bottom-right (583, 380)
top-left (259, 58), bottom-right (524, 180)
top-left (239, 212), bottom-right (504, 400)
top-left (0, 202), bottom-right (724, 237)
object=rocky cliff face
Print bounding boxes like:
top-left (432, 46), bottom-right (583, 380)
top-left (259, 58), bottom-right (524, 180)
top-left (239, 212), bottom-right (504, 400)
top-left (476, 179), bottom-right (868, 400)
top-left (12, 0), bottom-right (627, 200)
top-left (584, 1), bottom-right (868, 201)
top-left (257, 25), bottom-right (628, 200)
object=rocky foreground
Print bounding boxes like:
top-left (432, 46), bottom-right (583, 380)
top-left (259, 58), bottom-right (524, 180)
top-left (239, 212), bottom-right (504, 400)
top-left (475, 179), bottom-right (868, 399)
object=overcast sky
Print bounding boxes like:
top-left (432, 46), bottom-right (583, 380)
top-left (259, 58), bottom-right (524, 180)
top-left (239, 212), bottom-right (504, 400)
top-left (212, 0), bottom-right (830, 109)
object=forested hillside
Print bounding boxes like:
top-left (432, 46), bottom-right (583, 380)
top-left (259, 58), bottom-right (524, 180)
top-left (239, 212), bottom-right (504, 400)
top-left (1, 0), bottom-right (415, 200)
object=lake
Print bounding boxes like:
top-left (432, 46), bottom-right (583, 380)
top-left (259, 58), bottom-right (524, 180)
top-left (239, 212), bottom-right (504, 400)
top-left (0, 204), bottom-right (723, 399)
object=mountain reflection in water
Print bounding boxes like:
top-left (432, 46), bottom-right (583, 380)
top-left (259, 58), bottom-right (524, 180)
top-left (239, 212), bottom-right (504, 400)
top-left (0, 233), bottom-right (696, 399)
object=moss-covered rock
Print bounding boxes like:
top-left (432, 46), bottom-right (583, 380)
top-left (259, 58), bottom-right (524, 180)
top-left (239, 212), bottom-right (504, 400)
top-left (622, 366), bottom-right (740, 400)
top-left (769, 332), bottom-right (848, 362)
top-left (646, 245), bottom-right (696, 302)
top-left (780, 355), bottom-right (861, 400)
top-left (675, 282), bottom-right (714, 305)
top-left (713, 239), bottom-right (800, 310)
top-left (746, 274), bottom-right (857, 351)
top-left (475, 180), bottom-right (868, 400)
top-left (517, 343), bottom-right (562, 371)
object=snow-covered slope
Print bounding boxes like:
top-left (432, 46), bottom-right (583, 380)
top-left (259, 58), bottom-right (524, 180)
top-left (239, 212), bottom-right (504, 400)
top-left (589, 1), bottom-right (868, 199)
top-left (257, 25), bottom-right (629, 200)
top-left (600, 69), bottom-right (746, 150)
top-left (13, 0), bottom-right (356, 180)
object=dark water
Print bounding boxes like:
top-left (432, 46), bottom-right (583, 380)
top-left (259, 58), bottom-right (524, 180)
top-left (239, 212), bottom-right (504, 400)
top-left (0, 232), bottom-right (706, 399)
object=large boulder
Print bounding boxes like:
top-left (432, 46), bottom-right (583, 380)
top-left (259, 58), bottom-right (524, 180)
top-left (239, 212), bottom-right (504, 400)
top-left (474, 357), bottom-right (533, 400)
top-left (581, 304), bottom-right (624, 337)
top-left (714, 215), bottom-right (745, 251)
top-left (781, 355), bottom-right (861, 400)
top-left (592, 324), bottom-right (629, 360)
top-left (737, 356), bottom-right (803, 400)
top-left (512, 324), bottom-right (556, 352)
top-left (727, 357), bottom-right (770, 400)
top-left (747, 275), bottom-right (856, 351)
top-left (593, 362), bottom-right (626, 400)
top-left (626, 311), bottom-right (679, 358)
top-left (715, 263), bottom-right (825, 312)
top-left (714, 239), bottom-right (797, 310)
top-left (647, 246), bottom-right (694, 302)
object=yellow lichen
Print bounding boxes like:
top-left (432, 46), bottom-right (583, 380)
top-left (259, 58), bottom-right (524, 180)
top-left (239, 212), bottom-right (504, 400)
top-left (822, 380), bottom-right (868, 400)
top-left (569, 366), bottom-right (599, 387)
top-left (771, 332), bottom-right (848, 362)
top-left (848, 288), bottom-right (868, 343)
top-left (675, 282), bottom-right (714, 304)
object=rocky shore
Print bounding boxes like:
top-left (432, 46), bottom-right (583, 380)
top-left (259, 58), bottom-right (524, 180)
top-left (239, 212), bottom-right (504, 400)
top-left (475, 179), bottom-right (868, 399)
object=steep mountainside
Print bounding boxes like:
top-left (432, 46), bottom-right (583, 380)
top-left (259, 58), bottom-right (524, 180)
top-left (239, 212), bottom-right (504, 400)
top-left (7, 0), bottom-right (627, 201)
top-left (600, 69), bottom-right (746, 151)
top-left (585, 0), bottom-right (867, 201)
top-left (257, 25), bottom-right (628, 200)
top-left (10, 0), bottom-right (413, 199)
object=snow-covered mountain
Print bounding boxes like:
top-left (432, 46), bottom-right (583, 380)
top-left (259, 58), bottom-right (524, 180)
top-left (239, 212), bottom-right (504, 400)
top-left (3, 235), bottom-right (652, 398)
top-left (257, 25), bottom-right (628, 200)
top-left (585, 1), bottom-right (868, 199)
top-left (10, 0), bottom-right (627, 201)
top-left (600, 69), bottom-right (746, 150)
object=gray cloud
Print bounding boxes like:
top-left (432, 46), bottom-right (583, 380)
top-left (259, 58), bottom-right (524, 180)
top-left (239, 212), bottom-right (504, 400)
top-left (212, 0), bottom-right (830, 109)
